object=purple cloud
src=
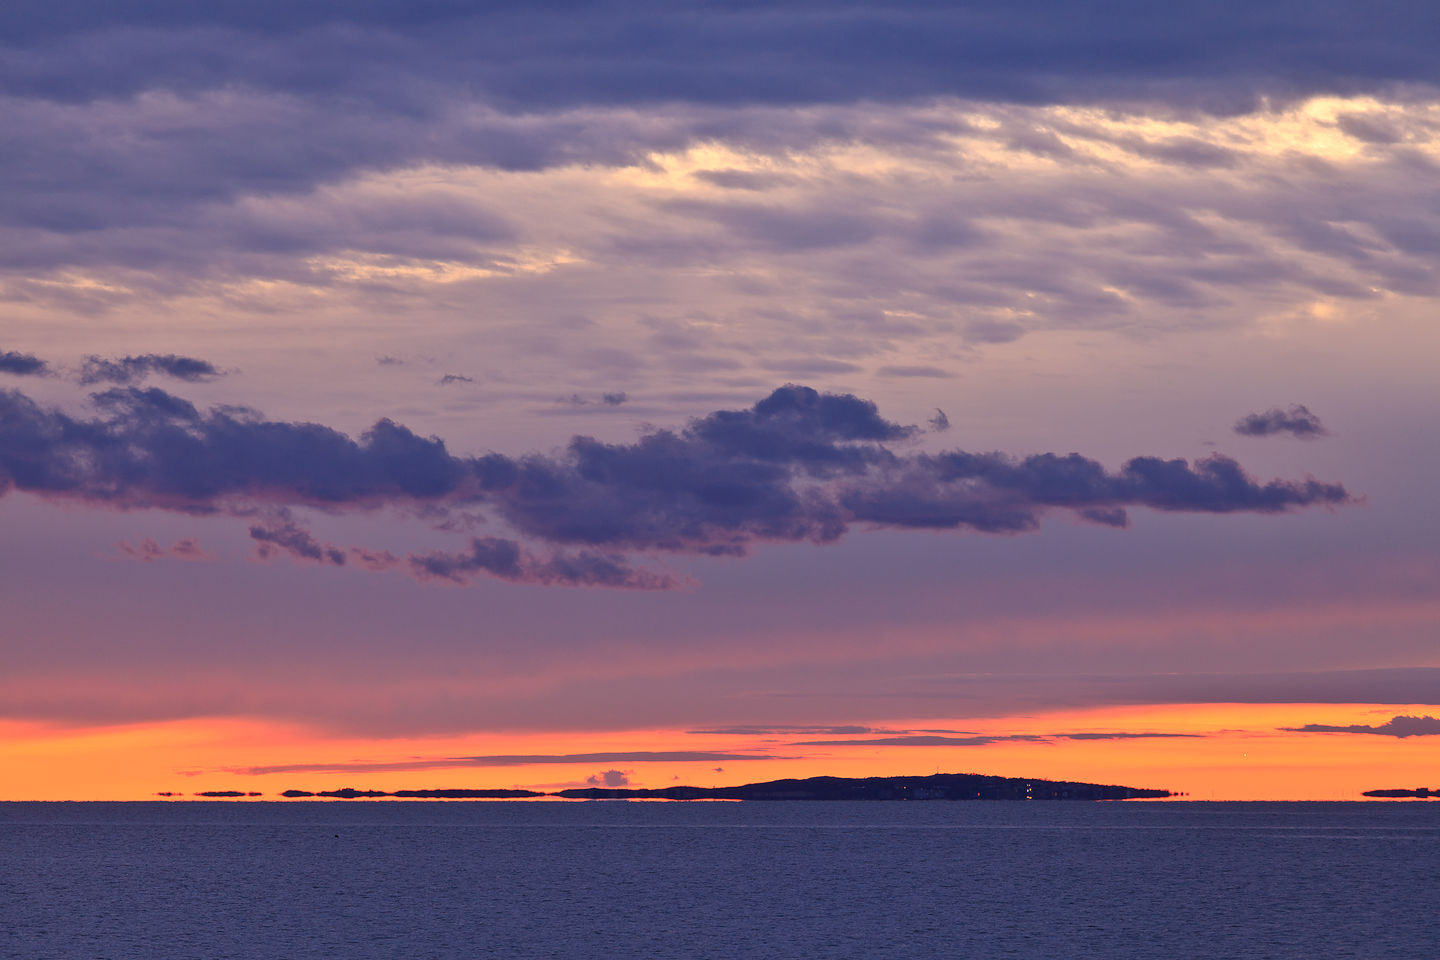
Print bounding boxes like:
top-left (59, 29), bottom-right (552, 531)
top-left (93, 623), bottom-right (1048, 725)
top-left (0, 383), bottom-right (1352, 587)
top-left (1235, 405), bottom-right (1328, 439)
top-left (410, 537), bottom-right (681, 591)
top-left (249, 512), bottom-right (346, 567)
top-left (79, 354), bottom-right (224, 386)
top-left (0, 351), bottom-right (49, 377)
top-left (117, 537), bottom-right (211, 563)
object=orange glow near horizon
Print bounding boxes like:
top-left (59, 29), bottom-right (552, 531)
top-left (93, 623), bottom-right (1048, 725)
top-left (3, 702), bottom-right (1437, 802)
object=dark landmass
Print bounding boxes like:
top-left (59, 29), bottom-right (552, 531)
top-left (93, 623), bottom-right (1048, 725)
top-left (189, 774), bottom-right (1169, 801)
top-left (280, 787), bottom-right (544, 799)
top-left (553, 772), bottom-right (1171, 801)
top-left (1363, 787), bottom-right (1436, 798)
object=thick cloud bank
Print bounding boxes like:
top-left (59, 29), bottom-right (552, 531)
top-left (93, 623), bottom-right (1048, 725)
top-left (0, 384), bottom-right (1351, 587)
top-left (7, 1), bottom-right (1438, 110)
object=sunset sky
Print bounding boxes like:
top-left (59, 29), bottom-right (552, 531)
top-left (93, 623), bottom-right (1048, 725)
top-left (2, 0), bottom-right (1438, 801)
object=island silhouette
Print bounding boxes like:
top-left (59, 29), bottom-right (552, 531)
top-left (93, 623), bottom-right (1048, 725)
top-left (171, 773), bottom-right (1173, 801)
top-left (549, 773), bottom-right (1170, 801)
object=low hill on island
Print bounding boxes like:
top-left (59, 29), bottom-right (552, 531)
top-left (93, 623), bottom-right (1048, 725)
top-left (181, 772), bottom-right (1174, 801)
top-left (553, 772), bottom-right (1170, 801)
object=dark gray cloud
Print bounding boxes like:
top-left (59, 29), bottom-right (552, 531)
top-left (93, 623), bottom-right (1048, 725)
top-left (0, 350), bottom-right (49, 376)
top-left (79, 353), bottom-right (224, 386)
top-left (7, 1), bottom-right (1438, 111)
top-left (1281, 715), bottom-right (1440, 738)
top-left (0, 384), bottom-right (1351, 585)
top-left (586, 769), bottom-right (630, 787)
top-left (436, 373), bottom-right (474, 386)
top-left (1234, 404), bottom-right (1328, 438)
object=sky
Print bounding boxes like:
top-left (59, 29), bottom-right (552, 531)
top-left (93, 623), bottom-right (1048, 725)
top-left (2, 0), bottom-right (1438, 801)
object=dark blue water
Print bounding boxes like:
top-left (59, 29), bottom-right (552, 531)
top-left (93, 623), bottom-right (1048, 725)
top-left (2, 801), bottom-right (1435, 959)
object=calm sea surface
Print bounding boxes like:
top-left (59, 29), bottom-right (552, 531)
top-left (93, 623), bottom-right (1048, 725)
top-left (1, 800), bottom-right (1435, 959)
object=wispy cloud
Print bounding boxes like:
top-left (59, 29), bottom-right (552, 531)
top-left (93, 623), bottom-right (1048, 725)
top-left (236, 751), bottom-right (789, 776)
top-left (793, 732), bottom-right (1202, 746)
top-left (116, 538), bottom-right (211, 563)
top-left (79, 354), bottom-right (224, 386)
top-left (1281, 715), bottom-right (1440, 738)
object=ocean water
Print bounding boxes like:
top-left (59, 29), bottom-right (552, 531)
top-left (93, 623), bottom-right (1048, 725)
top-left (1, 800), bottom-right (1435, 959)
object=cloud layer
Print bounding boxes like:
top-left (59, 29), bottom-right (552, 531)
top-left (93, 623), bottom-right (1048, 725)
top-left (0, 384), bottom-right (1351, 586)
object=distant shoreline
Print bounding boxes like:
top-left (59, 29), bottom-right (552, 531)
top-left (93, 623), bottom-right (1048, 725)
top-left (173, 772), bottom-right (1176, 802)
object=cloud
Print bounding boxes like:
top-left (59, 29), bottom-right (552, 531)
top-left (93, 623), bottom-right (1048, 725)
top-left (928, 409), bottom-right (951, 432)
top-left (877, 366), bottom-right (954, 379)
top-left (437, 374), bottom-right (474, 386)
top-left (1280, 715), bottom-right (1440, 738)
top-left (249, 512), bottom-right (346, 566)
top-left (0, 384), bottom-right (1352, 586)
top-left (1234, 405), bottom-right (1329, 439)
top-left (6, 86), bottom-right (1436, 374)
top-left (236, 751), bottom-right (787, 776)
top-left (586, 769), bottom-right (631, 787)
top-left (793, 732), bottom-right (1201, 746)
top-left (687, 724), bottom-right (897, 736)
top-left (796, 735), bottom-right (1026, 746)
top-left (8, 2), bottom-right (1440, 115)
top-left (921, 667), bottom-right (1440, 712)
top-left (0, 351), bottom-right (49, 376)
top-left (410, 537), bottom-right (681, 590)
top-left (350, 547), bottom-right (401, 571)
top-left (116, 537), bottom-right (211, 563)
top-left (563, 391), bottom-right (630, 407)
top-left (79, 354), bottom-right (224, 386)
top-left (169, 538), bottom-right (210, 561)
